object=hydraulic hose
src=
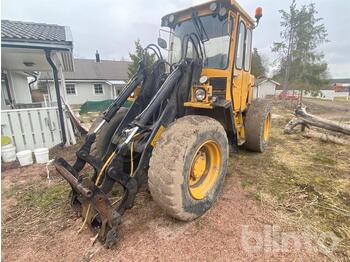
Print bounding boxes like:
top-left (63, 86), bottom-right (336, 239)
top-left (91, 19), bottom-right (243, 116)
top-left (133, 65), bottom-right (183, 127)
top-left (103, 68), bottom-right (144, 122)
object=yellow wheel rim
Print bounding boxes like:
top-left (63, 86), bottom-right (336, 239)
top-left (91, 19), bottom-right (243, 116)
top-left (263, 113), bottom-right (271, 142)
top-left (188, 140), bottom-right (221, 200)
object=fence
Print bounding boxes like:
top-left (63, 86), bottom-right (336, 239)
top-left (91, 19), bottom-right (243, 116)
top-left (275, 90), bottom-right (349, 101)
top-left (1, 107), bottom-right (74, 151)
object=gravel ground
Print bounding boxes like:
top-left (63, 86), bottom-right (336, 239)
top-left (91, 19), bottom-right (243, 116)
top-left (3, 99), bottom-right (342, 261)
top-left (1, 162), bottom-right (325, 261)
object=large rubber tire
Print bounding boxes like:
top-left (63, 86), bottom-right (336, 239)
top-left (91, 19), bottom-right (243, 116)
top-left (148, 115), bottom-right (229, 221)
top-left (89, 107), bottom-right (128, 160)
top-left (244, 99), bottom-right (272, 152)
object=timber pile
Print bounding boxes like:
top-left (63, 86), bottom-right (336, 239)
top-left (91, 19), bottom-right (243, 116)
top-left (284, 104), bottom-right (350, 145)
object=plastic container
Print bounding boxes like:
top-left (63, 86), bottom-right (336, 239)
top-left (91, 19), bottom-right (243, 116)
top-left (1, 144), bottom-right (16, 162)
top-left (16, 150), bottom-right (33, 166)
top-left (33, 147), bottom-right (49, 164)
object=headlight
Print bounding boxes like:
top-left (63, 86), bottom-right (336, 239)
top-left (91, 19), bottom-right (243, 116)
top-left (195, 88), bottom-right (206, 101)
top-left (209, 2), bottom-right (218, 11)
top-left (168, 14), bottom-right (175, 23)
top-left (199, 75), bottom-right (208, 84)
top-left (219, 7), bottom-right (227, 17)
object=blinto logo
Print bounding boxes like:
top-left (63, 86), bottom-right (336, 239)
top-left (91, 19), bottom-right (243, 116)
top-left (241, 225), bottom-right (340, 253)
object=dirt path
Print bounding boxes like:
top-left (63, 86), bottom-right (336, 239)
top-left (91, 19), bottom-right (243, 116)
top-left (2, 163), bottom-right (324, 262)
top-left (303, 98), bottom-right (350, 121)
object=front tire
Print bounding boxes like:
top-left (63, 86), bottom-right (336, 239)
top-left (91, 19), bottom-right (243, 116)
top-left (88, 107), bottom-right (128, 160)
top-left (148, 115), bottom-right (229, 221)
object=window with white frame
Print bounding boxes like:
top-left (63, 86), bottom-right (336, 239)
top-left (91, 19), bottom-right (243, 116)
top-left (66, 84), bottom-right (76, 95)
top-left (94, 84), bottom-right (104, 95)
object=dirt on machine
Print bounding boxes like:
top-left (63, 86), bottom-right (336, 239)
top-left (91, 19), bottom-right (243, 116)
top-left (54, 0), bottom-right (271, 248)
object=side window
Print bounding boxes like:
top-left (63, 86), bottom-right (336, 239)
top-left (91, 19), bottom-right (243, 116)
top-left (235, 21), bottom-right (246, 69)
top-left (244, 29), bottom-right (252, 71)
top-left (66, 84), bottom-right (76, 95)
top-left (94, 84), bottom-right (104, 95)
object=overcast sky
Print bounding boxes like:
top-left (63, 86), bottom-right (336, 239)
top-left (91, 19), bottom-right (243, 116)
top-left (2, 0), bottom-right (349, 78)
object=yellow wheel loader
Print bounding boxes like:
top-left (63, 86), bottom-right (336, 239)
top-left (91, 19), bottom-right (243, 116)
top-left (54, 0), bottom-right (271, 247)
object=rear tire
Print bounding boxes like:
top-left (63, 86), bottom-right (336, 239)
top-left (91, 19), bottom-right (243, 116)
top-left (148, 115), bottom-right (229, 221)
top-left (244, 99), bottom-right (271, 152)
top-left (89, 107), bottom-right (128, 160)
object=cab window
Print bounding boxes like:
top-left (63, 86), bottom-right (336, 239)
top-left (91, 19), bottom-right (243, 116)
top-left (172, 14), bottom-right (232, 69)
top-left (244, 29), bottom-right (252, 71)
top-left (235, 21), bottom-right (246, 69)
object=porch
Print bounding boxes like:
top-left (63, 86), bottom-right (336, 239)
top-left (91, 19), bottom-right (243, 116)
top-left (1, 20), bottom-right (77, 151)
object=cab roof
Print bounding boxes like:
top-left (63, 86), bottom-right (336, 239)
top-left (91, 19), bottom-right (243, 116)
top-left (162, 0), bottom-right (255, 26)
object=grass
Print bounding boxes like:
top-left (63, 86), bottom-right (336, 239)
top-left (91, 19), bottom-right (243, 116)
top-left (2, 178), bottom-right (73, 247)
top-left (2, 99), bottom-right (349, 260)
top-left (229, 101), bottom-right (350, 260)
top-left (21, 182), bottom-right (69, 210)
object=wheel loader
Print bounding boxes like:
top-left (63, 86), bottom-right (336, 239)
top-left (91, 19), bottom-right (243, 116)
top-left (54, 0), bottom-right (271, 247)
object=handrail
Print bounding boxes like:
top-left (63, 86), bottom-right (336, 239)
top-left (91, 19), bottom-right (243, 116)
top-left (1, 107), bottom-right (60, 113)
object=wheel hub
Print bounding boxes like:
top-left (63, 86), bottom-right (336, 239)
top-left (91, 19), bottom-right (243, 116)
top-left (191, 152), bottom-right (207, 182)
top-left (188, 140), bottom-right (221, 200)
top-left (263, 113), bottom-right (271, 142)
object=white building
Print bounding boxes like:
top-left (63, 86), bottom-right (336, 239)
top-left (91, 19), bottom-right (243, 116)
top-left (40, 54), bottom-right (131, 105)
top-left (1, 19), bottom-right (76, 151)
top-left (253, 78), bottom-right (280, 99)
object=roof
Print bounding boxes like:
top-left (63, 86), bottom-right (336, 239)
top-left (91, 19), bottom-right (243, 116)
top-left (1, 20), bottom-right (72, 49)
top-left (330, 78), bottom-right (350, 84)
top-left (257, 78), bottom-right (280, 86)
top-left (41, 58), bottom-right (131, 81)
top-left (162, 0), bottom-right (255, 27)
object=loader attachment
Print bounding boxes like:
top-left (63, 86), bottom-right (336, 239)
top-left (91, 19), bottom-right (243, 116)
top-left (54, 42), bottom-right (203, 247)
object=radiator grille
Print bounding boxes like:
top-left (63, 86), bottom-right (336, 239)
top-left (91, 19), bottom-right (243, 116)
top-left (210, 78), bottom-right (227, 99)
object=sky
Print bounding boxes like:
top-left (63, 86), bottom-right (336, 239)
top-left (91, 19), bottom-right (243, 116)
top-left (1, 0), bottom-right (349, 78)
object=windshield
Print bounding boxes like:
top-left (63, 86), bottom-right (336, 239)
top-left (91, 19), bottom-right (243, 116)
top-left (171, 14), bottom-right (232, 69)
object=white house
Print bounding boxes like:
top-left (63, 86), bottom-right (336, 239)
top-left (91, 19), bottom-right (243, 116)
top-left (1, 20), bottom-right (76, 151)
top-left (40, 54), bottom-right (131, 105)
top-left (253, 78), bottom-right (280, 99)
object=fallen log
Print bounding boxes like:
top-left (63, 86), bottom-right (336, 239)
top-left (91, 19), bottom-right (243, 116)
top-left (302, 130), bottom-right (350, 145)
top-left (284, 104), bottom-right (350, 135)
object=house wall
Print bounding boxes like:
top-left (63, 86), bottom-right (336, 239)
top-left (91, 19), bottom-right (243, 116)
top-left (48, 82), bottom-right (114, 105)
top-left (253, 81), bottom-right (276, 99)
top-left (7, 71), bottom-right (32, 104)
top-left (1, 80), bottom-right (9, 109)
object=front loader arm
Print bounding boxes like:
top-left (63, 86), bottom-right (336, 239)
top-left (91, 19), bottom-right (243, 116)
top-left (54, 44), bottom-right (202, 248)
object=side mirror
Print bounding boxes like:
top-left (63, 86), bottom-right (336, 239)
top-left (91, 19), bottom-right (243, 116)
top-left (157, 37), bottom-right (167, 49)
top-left (255, 7), bottom-right (263, 25)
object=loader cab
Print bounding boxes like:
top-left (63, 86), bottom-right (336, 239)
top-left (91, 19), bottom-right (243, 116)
top-left (160, 0), bottom-right (260, 143)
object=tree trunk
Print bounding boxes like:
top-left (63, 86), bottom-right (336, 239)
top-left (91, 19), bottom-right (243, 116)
top-left (302, 130), bottom-right (350, 145)
top-left (284, 104), bottom-right (350, 135)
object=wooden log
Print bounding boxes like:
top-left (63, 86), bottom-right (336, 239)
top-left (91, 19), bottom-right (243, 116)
top-left (284, 104), bottom-right (350, 135)
top-left (303, 130), bottom-right (350, 145)
top-left (294, 105), bottom-right (350, 135)
top-left (284, 117), bottom-right (308, 134)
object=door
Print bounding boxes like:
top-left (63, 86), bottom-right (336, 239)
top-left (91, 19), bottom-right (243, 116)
top-left (232, 20), bottom-right (246, 112)
top-left (231, 19), bottom-right (253, 144)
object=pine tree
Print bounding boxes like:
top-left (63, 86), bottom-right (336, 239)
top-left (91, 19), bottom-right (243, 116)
top-left (272, 0), bottom-right (329, 94)
top-left (128, 39), bottom-right (155, 78)
top-left (251, 48), bottom-right (266, 78)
